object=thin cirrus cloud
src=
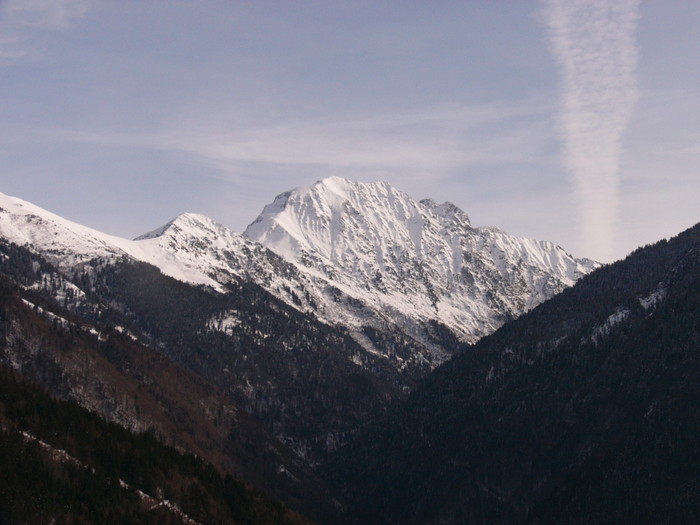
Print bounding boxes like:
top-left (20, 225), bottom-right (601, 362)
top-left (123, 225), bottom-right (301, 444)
top-left (542, 0), bottom-right (640, 262)
top-left (50, 98), bottom-right (555, 176)
top-left (0, 0), bottom-right (91, 60)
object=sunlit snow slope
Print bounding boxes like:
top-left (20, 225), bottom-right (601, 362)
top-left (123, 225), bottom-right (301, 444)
top-left (245, 177), bottom-right (598, 350)
top-left (0, 193), bottom-right (222, 289)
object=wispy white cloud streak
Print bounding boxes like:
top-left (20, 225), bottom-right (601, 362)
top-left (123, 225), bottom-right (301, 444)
top-left (542, 0), bottom-right (640, 261)
top-left (47, 99), bottom-right (554, 179)
top-left (0, 0), bottom-right (91, 61)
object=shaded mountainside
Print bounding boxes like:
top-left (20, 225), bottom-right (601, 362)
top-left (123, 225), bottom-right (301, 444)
top-left (0, 242), bottom-right (339, 522)
top-left (327, 223), bottom-right (700, 524)
top-left (0, 365), bottom-right (313, 525)
top-left (86, 258), bottom-right (403, 463)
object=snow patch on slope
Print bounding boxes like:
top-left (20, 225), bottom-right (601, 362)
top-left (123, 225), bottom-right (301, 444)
top-left (639, 285), bottom-right (666, 311)
top-left (588, 307), bottom-right (631, 345)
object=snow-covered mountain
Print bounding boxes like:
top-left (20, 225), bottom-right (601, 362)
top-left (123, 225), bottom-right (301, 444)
top-left (0, 179), bottom-right (597, 372)
top-left (0, 193), bottom-right (306, 302)
top-left (0, 193), bottom-right (223, 289)
top-left (245, 177), bottom-right (597, 352)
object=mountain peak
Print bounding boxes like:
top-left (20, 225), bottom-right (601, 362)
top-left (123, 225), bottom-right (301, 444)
top-left (135, 212), bottom-right (221, 241)
top-left (244, 178), bottom-right (424, 261)
top-left (244, 178), bottom-right (597, 346)
top-left (419, 198), bottom-right (471, 226)
top-left (314, 175), bottom-right (356, 195)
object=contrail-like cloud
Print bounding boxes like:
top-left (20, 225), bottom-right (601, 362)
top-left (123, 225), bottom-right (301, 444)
top-left (542, 0), bottom-right (640, 261)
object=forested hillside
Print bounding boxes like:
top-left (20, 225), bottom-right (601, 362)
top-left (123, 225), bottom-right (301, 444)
top-left (0, 243), bottom-right (338, 522)
top-left (0, 365), bottom-right (313, 525)
top-left (328, 223), bottom-right (700, 524)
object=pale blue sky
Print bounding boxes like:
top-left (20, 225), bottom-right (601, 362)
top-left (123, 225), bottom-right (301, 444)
top-left (1, 0), bottom-right (698, 262)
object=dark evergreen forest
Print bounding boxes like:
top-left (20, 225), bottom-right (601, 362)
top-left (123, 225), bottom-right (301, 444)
top-left (327, 224), bottom-right (700, 524)
top-left (0, 365), bottom-right (312, 525)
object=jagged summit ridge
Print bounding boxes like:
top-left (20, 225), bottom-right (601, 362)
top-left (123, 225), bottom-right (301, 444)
top-left (246, 177), bottom-right (470, 264)
top-left (244, 177), bottom-right (597, 347)
top-left (419, 198), bottom-right (471, 226)
top-left (246, 177), bottom-right (401, 262)
top-left (135, 212), bottom-right (218, 241)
